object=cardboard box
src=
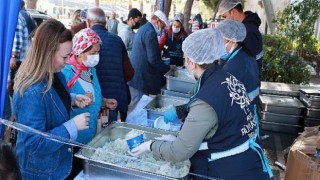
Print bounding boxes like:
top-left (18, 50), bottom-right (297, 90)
top-left (285, 150), bottom-right (320, 180)
top-left (285, 126), bottom-right (320, 180)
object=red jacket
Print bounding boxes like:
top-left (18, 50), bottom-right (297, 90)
top-left (159, 26), bottom-right (188, 51)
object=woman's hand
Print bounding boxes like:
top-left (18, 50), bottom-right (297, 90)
top-left (103, 98), bottom-right (118, 110)
top-left (73, 112), bottom-right (90, 130)
top-left (74, 93), bottom-right (92, 108)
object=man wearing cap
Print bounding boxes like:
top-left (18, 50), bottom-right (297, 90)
top-left (159, 13), bottom-right (188, 66)
top-left (71, 9), bottom-right (87, 34)
top-left (128, 10), bottom-right (170, 110)
top-left (218, 0), bottom-right (263, 76)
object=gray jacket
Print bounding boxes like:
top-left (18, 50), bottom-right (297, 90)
top-left (107, 19), bottom-right (119, 35)
top-left (151, 99), bottom-right (218, 162)
top-left (118, 22), bottom-right (135, 56)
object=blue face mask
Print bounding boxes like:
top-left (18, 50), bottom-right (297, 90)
top-left (220, 53), bottom-right (230, 61)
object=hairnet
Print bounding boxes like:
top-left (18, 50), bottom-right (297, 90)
top-left (218, 0), bottom-right (242, 15)
top-left (174, 13), bottom-right (184, 25)
top-left (154, 10), bottom-right (169, 27)
top-left (182, 29), bottom-right (226, 65)
top-left (216, 19), bottom-right (246, 42)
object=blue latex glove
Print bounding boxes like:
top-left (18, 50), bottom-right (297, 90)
top-left (164, 107), bottom-right (178, 124)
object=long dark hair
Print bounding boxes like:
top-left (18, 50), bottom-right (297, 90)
top-left (0, 141), bottom-right (21, 180)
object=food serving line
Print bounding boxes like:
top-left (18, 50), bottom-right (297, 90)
top-left (74, 67), bottom-right (202, 179)
top-left (73, 67), bottom-right (320, 179)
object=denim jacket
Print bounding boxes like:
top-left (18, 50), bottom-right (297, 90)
top-left (12, 72), bottom-right (77, 180)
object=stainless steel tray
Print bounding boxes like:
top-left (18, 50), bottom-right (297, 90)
top-left (164, 67), bottom-right (196, 93)
top-left (75, 122), bottom-right (190, 179)
top-left (259, 94), bottom-right (304, 115)
top-left (299, 87), bottom-right (320, 95)
top-left (299, 92), bottom-right (320, 108)
top-left (260, 121), bottom-right (302, 134)
top-left (259, 110), bottom-right (301, 125)
top-left (260, 82), bottom-right (300, 97)
top-left (161, 88), bottom-right (192, 99)
top-left (303, 117), bottom-right (320, 127)
top-left (304, 108), bottom-right (320, 118)
top-left (144, 95), bottom-right (189, 120)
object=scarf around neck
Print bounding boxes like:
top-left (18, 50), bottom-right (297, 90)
top-left (67, 55), bottom-right (89, 90)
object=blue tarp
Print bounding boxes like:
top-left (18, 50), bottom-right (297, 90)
top-left (0, 0), bottom-right (21, 137)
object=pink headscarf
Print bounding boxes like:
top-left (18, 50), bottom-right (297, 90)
top-left (67, 28), bottom-right (102, 90)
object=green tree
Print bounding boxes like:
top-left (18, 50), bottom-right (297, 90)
top-left (274, 0), bottom-right (320, 57)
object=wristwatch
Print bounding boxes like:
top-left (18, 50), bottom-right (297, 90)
top-left (11, 54), bottom-right (18, 58)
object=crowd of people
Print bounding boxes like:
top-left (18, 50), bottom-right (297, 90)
top-left (0, 0), bottom-right (274, 179)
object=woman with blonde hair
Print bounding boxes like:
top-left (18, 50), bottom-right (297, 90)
top-left (71, 9), bottom-right (82, 26)
top-left (13, 19), bottom-right (91, 179)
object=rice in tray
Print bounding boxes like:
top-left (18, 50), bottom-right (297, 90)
top-left (153, 105), bottom-right (174, 112)
top-left (90, 129), bottom-right (190, 178)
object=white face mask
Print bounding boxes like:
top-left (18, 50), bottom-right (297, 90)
top-left (187, 69), bottom-right (196, 81)
top-left (83, 54), bottom-right (99, 67)
top-left (225, 41), bottom-right (235, 53)
top-left (172, 27), bottom-right (180, 33)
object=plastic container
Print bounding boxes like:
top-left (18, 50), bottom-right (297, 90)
top-left (126, 134), bottom-right (144, 151)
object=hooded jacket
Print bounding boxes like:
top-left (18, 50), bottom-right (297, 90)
top-left (118, 22), bottom-right (135, 56)
top-left (241, 11), bottom-right (263, 60)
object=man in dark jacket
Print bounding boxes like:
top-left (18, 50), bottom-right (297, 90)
top-left (218, 0), bottom-right (263, 76)
top-left (87, 8), bottom-right (134, 122)
top-left (128, 10), bottom-right (170, 110)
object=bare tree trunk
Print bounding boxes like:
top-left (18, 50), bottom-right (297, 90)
top-left (140, 0), bottom-right (144, 13)
top-left (26, 0), bottom-right (37, 9)
top-left (164, 0), bottom-right (172, 18)
top-left (95, 0), bottom-right (100, 7)
top-left (212, 0), bottom-right (222, 20)
top-left (183, 0), bottom-right (194, 34)
top-left (129, 0), bottom-right (132, 10)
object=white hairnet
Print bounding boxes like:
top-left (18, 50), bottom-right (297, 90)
top-left (154, 10), bottom-right (169, 27)
top-left (218, 0), bottom-right (242, 15)
top-left (182, 29), bottom-right (226, 65)
top-left (174, 13), bottom-right (184, 25)
top-left (216, 19), bottom-right (246, 42)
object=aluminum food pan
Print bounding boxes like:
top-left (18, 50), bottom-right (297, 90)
top-left (299, 87), bottom-right (320, 95)
top-left (299, 92), bottom-right (320, 108)
top-left (303, 117), bottom-right (320, 127)
top-left (259, 94), bottom-right (304, 115)
top-left (161, 88), bottom-right (192, 99)
top-left (304, 108), bottom-right (320, 118)
top-left (75, 122), bottom-right (189, 180)
top-left (260, 82), bottom-right (300, 97)
top-left (258, 110), bottom-right (301, 125)
top-left (164, 67), bottom-right (196, 93)
top-left (144, 95), bottom-right (189, 120)
top-left (260, 121), bottom-right (302, 134)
